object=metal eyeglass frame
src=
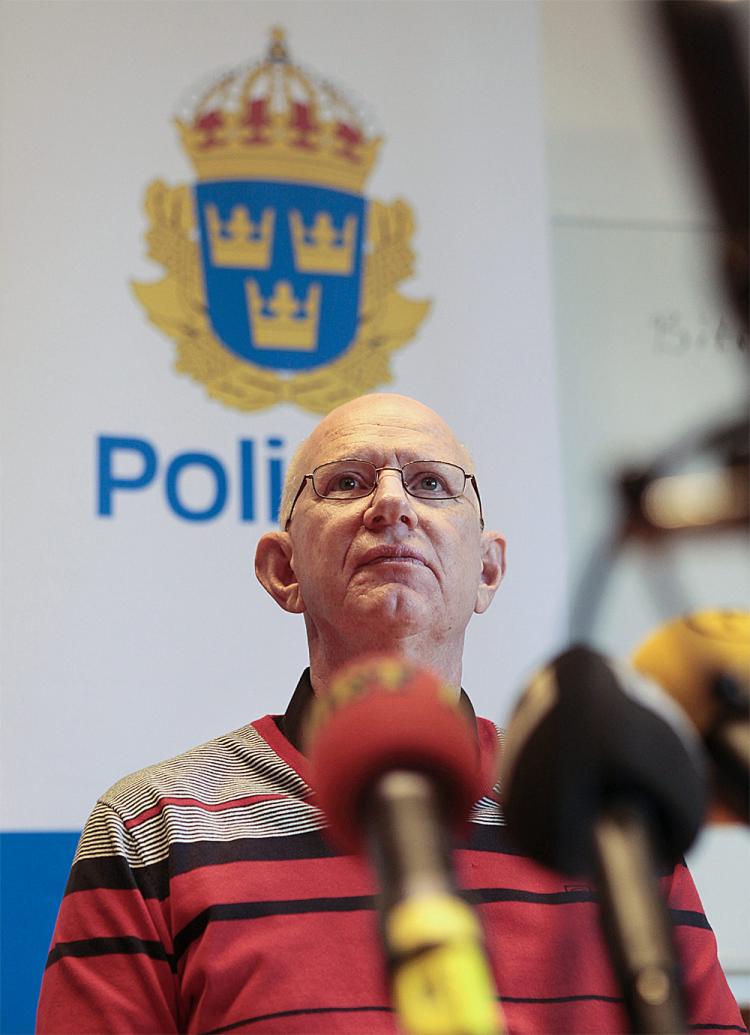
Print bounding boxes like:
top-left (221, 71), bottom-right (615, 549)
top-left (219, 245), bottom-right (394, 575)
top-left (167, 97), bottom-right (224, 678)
top-left (284, 458), bottom-right (485, 531)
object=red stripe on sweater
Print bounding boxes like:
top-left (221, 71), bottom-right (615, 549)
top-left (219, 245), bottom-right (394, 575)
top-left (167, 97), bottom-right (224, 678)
top-left (124, 794), bottom-right (289, 830)
top-left (52, 887), bottom-right (174, 952)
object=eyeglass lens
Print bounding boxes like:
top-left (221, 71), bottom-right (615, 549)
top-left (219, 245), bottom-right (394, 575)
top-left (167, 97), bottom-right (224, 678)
top-left (311, 460), bottom-right (467, 499)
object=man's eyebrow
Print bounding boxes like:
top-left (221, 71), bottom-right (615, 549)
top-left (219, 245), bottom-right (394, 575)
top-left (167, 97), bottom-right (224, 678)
top-left (316, 450), bottom-right (472, 468)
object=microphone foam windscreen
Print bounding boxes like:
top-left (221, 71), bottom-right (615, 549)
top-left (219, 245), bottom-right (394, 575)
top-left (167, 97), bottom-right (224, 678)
top-left (632, 610), bottom-right (750, 733)
top-left (502, 646), bottom-right (706, 875)
top-left (308, 655), bottom-right (482, 853)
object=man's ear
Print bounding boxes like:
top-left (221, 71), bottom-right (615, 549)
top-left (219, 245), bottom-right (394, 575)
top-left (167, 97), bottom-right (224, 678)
top-left (254, 532), bottom-right (305, 614)
top-left (474, 530), bottom-right (506, 615)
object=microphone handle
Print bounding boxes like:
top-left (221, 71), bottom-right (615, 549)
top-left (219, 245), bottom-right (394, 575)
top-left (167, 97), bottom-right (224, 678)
top-left (366, 770), bottom-right (455, 911)
top-left (593, 798), bottom-right (687, 1035)
top-left (365, 770), bottom-right (503, 1035)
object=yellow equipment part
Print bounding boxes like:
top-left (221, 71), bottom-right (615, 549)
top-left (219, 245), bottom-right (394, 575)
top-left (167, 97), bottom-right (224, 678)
top-left (386, 893), bottom-right (504, 1035)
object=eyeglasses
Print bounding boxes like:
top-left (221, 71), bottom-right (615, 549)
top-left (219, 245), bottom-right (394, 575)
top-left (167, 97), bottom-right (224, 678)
top-left (285, 458), bottom-right (484, 530)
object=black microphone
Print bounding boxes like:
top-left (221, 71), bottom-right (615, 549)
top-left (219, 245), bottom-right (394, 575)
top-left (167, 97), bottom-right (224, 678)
top-left (501, 645), bottom-right (707, 1035)
top-left (306, 654), bottom-right (503, 1035)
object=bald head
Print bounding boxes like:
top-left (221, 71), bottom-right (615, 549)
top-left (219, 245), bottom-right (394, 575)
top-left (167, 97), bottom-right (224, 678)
top-left (279, 394), bottom-right (475, 527)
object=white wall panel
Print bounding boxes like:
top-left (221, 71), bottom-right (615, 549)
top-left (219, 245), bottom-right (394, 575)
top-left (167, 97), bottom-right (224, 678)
top-left (542, 0), bottom-right (749, 997)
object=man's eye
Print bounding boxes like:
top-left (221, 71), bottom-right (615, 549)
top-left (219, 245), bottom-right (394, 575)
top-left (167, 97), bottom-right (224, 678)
top-left (413, 473), bottom-right (446, 493)
top-left (322, 469), bottom-right (370, 494)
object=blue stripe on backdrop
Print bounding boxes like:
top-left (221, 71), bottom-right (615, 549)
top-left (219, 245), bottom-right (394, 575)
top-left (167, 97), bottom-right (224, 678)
top-left (1, 832), bottom-right (80, 1035)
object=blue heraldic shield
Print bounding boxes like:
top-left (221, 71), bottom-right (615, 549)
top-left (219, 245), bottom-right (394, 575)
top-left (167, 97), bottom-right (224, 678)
top-left (196, 180), bottom-right (366, 371)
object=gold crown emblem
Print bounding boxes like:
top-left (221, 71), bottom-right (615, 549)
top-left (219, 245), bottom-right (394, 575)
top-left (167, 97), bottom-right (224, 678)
top-left (176, 28), bottom-right (381, 191)
top-left (290, 211), bottom-right (357, 275)
top-left (134, 27), bottom-right (431, 414)
top-left (206, 205), bottom-right (275, 268)
top-left (246, 280), bottom-right (321, 350)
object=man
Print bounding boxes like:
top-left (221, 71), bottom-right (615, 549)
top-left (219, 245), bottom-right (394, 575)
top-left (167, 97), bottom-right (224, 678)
top-left (38, 394), bottom-right (743, 1034)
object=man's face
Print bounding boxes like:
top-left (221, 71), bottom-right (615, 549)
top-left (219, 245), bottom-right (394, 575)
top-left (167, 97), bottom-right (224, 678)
top-left (281, 395), bottom-right (499, 648)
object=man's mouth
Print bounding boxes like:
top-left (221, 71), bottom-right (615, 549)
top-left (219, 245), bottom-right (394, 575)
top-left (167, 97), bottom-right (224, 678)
top-left (368, 556), bottom-right (423, 565)
top-left (356, 546), bottom-right (430, 569)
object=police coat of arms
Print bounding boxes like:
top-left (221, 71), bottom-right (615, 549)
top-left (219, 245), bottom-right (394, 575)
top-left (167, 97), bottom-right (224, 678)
top-left (133, 28), bottom-right (430, 414)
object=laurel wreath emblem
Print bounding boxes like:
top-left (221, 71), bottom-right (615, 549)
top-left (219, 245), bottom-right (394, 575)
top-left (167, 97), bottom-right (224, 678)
top-left (132, 181), bottom-right (430, 415)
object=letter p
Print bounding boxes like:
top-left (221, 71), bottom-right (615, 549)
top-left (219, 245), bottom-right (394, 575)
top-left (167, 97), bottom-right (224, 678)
top-left (98, 436), bottom-right (158, 517)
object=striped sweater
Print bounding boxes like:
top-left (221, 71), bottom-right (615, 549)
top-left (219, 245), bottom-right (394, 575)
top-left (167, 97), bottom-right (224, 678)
top-left (37, 707), bottom-right (744, 1034)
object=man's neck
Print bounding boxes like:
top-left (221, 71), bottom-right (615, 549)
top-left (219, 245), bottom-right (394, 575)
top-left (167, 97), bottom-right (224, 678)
top-left (306, 632), bottom-right (465, 700)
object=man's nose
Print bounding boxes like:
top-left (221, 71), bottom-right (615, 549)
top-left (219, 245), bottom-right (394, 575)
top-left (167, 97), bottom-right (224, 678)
top-left (363, 469), bottom-right (418, 529)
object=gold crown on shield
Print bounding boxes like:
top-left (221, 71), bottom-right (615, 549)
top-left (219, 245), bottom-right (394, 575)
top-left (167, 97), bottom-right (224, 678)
top-left (176, 27), bottom-right (382, 191)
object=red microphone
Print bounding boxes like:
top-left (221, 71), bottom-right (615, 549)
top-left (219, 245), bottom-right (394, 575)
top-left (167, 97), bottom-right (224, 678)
top-left (306, 655), bottom-right (503, 1035)
top-left (307, 654), bottom-right (483, 853)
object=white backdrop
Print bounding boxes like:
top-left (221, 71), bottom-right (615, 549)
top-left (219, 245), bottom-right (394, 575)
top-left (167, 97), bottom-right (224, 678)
top-left (1, 1), bottom-right (566, 832)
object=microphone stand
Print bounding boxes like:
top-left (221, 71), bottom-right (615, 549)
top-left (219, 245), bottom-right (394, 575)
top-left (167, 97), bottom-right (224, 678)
top-left (593, 798), bottom-right (686, 1035)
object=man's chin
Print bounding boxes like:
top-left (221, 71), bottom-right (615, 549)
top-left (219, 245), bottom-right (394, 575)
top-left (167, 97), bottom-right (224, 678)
top-left (346, 583), bottom-right (432, 630)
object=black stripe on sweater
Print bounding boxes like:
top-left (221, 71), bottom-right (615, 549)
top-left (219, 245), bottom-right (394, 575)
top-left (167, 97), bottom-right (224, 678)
top-left (173, 894), bottom-right (377, 960)
top-left (205, 1005), bottom-right (395, 1034)
top-left (46, 935), bottom-right (176, 972)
